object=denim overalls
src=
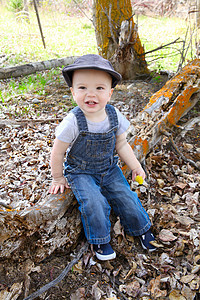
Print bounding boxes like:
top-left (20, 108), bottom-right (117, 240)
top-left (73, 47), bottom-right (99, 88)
top-left (64, 104), bottom-right (151, 245)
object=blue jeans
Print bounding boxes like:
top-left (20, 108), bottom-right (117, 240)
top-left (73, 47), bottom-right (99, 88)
top-left (66, 164), bottom-right (151, 244)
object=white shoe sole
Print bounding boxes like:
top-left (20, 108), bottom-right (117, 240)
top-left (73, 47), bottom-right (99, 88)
top-left (95, 251), bottom-right (116, 261)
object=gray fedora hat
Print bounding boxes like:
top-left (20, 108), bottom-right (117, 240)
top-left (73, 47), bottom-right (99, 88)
top-left (62, 54), bottom-right (122, 88)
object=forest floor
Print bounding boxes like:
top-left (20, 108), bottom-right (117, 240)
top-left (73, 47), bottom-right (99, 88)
top-left (0, 70), bottom-right (199, 300)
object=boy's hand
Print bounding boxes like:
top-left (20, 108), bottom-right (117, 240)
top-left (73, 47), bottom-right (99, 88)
top-left (49, 176), bottom-right (70, 194)
top-left (132, 166), bottom-right (146, 181)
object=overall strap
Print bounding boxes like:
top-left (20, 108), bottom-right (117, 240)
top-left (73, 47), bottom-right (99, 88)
top-left (105, 104), bottom-right (118, 129)
top-left (71, 106), bottom-right (88, 131)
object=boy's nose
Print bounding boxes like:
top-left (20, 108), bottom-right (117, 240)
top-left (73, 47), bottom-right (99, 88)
top-left (87, 89), bottom-right (96, 96)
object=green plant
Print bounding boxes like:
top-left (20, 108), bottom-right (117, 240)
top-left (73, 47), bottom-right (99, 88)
top-left (70, 97), bottom-right (77, 107)
top-left (7, 0), bottom-right (23, 12)
top-left (0, 92), bottom-right (5, 103)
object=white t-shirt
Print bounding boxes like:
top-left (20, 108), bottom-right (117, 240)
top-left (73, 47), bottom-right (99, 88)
top-left (56, 107), bottom-right (130, 145)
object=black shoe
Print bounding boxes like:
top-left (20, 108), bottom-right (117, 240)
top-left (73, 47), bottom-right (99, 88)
top-left (139, 229), bottom-right (156, 252)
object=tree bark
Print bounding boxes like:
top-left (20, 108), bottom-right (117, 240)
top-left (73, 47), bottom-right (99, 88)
top-left (122, 58), bottom-right (200, 176)
top-left (0, 189), bottom-right (82, 262)
top-left (0, 57), bottom-right (77, 80)
top-left (0, 59), bottom-right (199, 263)
top-left (93, 0), bottom-right (149, 79)
top-left (196, 0), bottom-right (200, 28)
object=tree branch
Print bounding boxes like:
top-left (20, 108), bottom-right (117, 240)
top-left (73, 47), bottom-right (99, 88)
top-left (24, 242), bottom-right (89, 300)
top-left (140, 38), bottom-right (181, 56)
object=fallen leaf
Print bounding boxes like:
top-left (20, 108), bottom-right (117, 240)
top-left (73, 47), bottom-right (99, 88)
top-left (73, 260), bottom-right (83, 273)
top-left (125, 280), bottom-right (140, 297)
top-left (157, 178), bottom-right (165, 188)
top-left (113, 217), bottom-right (124, 236)
top-left (92, 281), bottom-right (104, 300)
top-left (159, 229), bottom-right (177, 242)
top-left (181, 284), bottom-right (196, 300)
top-left (148, 275), bottom-right (167, 298)
top-left (175, 215), bottom-right (195, 225)
top-left (180, 274), bottom-right (196, 284)
top-left (159, 253), bottom-right (173, 265)
top-left (189, 278), bottom-right (200, 290)
top-left (0, 282), bottom-right (23, 300)
top-left (175, 182), bottom-right (187, 189)
top-left (169, 289), bottom-right (186, 300)
top-left (70, 287), bottom-right (85, 300)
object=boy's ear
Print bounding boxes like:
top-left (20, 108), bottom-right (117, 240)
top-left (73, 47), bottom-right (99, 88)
top-left (109, 88), bottom-right (114, 97)
top-left (70, 87), bottom-right (74, 97)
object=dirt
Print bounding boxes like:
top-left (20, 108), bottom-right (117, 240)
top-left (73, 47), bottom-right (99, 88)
top-left (0, 71), bottom-right (199, 300)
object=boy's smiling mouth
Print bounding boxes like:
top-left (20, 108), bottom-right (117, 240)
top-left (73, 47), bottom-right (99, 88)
top-left (85, 101), bottom-right (97, 106)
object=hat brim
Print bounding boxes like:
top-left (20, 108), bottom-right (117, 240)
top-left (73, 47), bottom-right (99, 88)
top-left (62, 65), bottom-right (122, 88)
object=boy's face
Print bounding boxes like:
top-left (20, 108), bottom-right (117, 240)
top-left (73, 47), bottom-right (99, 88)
top-left (70, 69), bottom-right (113, 116)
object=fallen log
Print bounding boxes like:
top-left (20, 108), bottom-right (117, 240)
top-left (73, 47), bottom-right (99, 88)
top-left (0, 189), bottom-right (82, 262)
top-left (0, 59), bottom-right (199, 263)
top-left (122, 58), bottom-right (200, 176)
top-left (0, 57), bottom-right (77, 79)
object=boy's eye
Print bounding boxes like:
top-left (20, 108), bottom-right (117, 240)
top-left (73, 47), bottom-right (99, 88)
top-left (78, 86), bottom-right (86, 90)
top-left (97, 86), bottom-right (104, 90)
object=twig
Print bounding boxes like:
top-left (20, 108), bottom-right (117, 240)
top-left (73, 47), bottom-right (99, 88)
top-left (0, 118), bottom-right (62, 128)
top-left (159, 128), bottom-right (200, 171)
top-left (109, 276), bottom-right (129, 300)
top-left (0, 202), bottom-right (12, 209)
top-left (108, 4), bottom-right (118, 45)
top-left (168, 136), bottom-right (200, 171)
top-left (72, 0), bottom-right (93, 25)
top-left (23, 242), bottom-right (89, 300)
top-left (180, 116), bottom-right (200, 137)
top-left (140, 38), bottom-right (181, 56)
top-left (177, 22), bottom-right (196, 72)
top-left (101, 5), bottom-right (119, 39)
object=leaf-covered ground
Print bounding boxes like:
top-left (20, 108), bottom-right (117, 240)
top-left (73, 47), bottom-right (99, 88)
top-left (0, 71), bottom-right (199, 299)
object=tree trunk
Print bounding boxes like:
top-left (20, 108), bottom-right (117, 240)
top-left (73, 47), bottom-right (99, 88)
top-left (0, 59), bottom-right (199, 263)
top-left (197, 0), bottom-right (200, 28)
top-left (93, 0), bottom-right (149, 79)
top-left (0, 57), bottom-right (77, 80)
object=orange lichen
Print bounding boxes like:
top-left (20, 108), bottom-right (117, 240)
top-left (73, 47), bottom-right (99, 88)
top-left (164, 86), bottom-right (199, 126)
top-left (132, 137), bottom-right (149, 156)
top-left (144, 59), bottom-right (200, 111)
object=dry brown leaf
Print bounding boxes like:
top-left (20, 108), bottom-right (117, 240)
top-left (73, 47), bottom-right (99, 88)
top-left (125, 280), bottom-right (140, 297)
top-left (157, 178), bottom-right (165, 188)
top-left (191, 265), bottom-right (200, 274)
top-left (73, 260), bottom-right (83, 273)
top-left (149, 240), bottom-right (164, 248)
top-left (180, 274), bottom-right (196, 284)
top-left (148, 275), bottom-right (168, 298)
top-left (175, 215), bottom-right (195, 226)
top-left (181, 284), bottom-right (196, 300)
top-left (158, 187), bottom-right (172, 197)
top-left (159, 229), bottom-right (177, 242)
top-left (113, 217), bottom-right (123, 236)
top-left (70, 287), bottom-right (85, 300)
top-left (169, 289), bottom-right (186, 300)
top-left (189, 278), bottom-right (200, 290)
top-left (92, 281), bottom-right (104, 300)
top-left (175, 182), bottom-right (187, 189)
top-left (0, 282), bottom-right (23, 300)
top-left (172, 193), bottom-right (180, 203)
